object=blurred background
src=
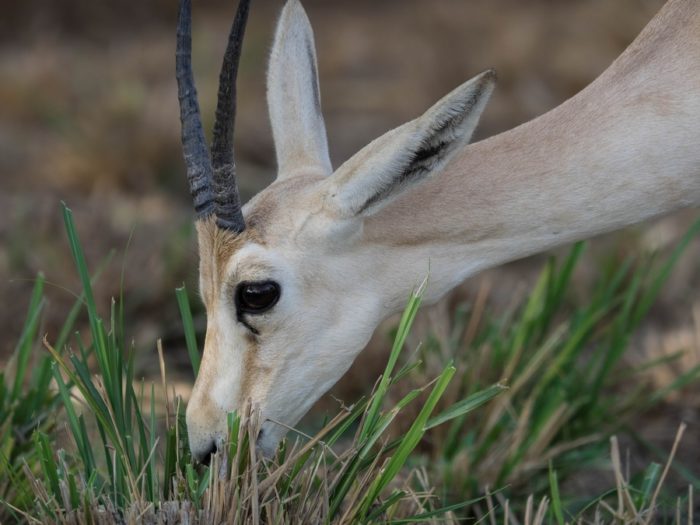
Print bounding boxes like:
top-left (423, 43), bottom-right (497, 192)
top-left (1, 0), bottom-right (699, 479)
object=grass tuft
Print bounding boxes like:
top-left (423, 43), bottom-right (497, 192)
top-left (0, 207), bottom-right (698, 523)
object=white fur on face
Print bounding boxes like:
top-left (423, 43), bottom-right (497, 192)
top-left (186, 237), bottom-right (390, 459)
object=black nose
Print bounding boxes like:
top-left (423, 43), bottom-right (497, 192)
top-left (199, 441), bottom-right (218, 466)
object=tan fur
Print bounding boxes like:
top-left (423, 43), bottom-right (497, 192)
top-left (187, 0), bottom-right (700, 460)
top-left (365, 0), bottom-right (700, 256)
top-left (197, 218), bottom-right (244, 306)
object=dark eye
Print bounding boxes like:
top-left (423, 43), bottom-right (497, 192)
top-left (235, 281), bottom-right (281, 314)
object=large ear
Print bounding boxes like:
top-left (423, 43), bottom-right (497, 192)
top-left (267, 0), bottom-right (332, 179)
top-left (322, 70), bottom-right (495, 218)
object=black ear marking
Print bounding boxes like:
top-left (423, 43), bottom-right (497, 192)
top-left (334, 69), bottom-right (496, 219)
top-left (355, 127), bottom-right (459, 215)
top-left (353, 92), bottom-right (480, 216)
top-left (412, 141), bottom-right (448, 164)
top-left (306, 38), bottom-right (322, 114)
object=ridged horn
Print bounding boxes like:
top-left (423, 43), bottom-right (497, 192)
top-left (176, 0), bottom-right (215, 219)
top-left (211, 0), bottom-right (251, 232)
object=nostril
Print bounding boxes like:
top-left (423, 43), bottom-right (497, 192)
top-left (199, 441), bottom-right (218, 467)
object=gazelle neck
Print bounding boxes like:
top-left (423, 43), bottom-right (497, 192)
top-left (365, 0), bottom-right (700, 308)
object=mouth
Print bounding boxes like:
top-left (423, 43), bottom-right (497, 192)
top-left (255, 422), bottom-right (279, 458)
top-left (198, 427), bottom-right (270, 466)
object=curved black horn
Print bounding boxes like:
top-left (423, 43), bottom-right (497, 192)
top-left (211, 0), bottom-right (251, 232)
top-left (176, 0), bottom-right (215, 219)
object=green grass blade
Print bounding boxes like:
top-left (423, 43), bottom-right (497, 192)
top-left (362, 284), bottom-right (425, 441)
top-left (549, 461), bottom-right (565, 525)
top-left (359, 364), bottom-right (456, 519)
top-left (34, 432), bottom-right (60, 500)
top-left (649, 363), bottom-right (700, 404)
top-left (631, 217), bottom-right (700, 327)
top-left (637, 462), bottom-right (661, 509)
top-left (425, 383), bottom-right (507, 430)
top-left (176, 285), bottom-right (200, 376)
top-left (54, 252), bottom-right (115, 353)
top-left (11, 274), bottom-right (45, 400)
top-left (365, 489), bottom-right (405, 521)
top-left (389, 493), bottom-right (496, 523)
top-left (61, 204), bottom-right (114, 394)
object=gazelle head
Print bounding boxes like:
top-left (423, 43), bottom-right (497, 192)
top-left (178, 0), bottom-right (495, 461)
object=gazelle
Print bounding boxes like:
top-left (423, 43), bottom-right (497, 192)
top-left (179, 0), bottom-right (700, 461)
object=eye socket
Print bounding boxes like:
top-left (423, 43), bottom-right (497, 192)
top-left (235, 281), bottom-right (281, 315)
